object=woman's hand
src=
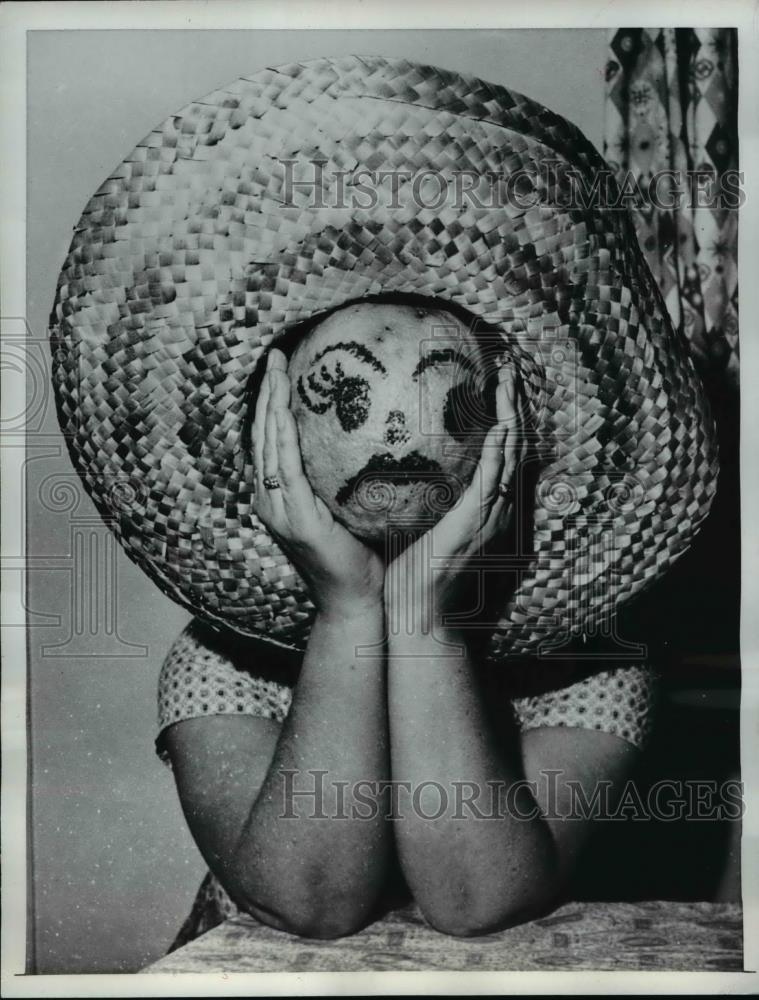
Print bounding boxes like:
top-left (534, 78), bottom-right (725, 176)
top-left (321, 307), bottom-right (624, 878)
top-left (385, 362), bottom-right (526, 625)
top-left (253, 349), bottom-right (385, 617)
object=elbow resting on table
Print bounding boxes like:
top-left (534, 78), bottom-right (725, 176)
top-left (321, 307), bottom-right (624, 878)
top-left (421, 887), bottom-right (558, 938)
top-left (416, 846), bottom-right (563, 938)
top-left (236, 889), bottom-right (371, 940)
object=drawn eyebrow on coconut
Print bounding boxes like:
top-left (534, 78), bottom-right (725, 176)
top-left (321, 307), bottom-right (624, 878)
top-left (309, 341), bottom-right (387, 374)
top-left (412, 348), bottom-right (478, 380)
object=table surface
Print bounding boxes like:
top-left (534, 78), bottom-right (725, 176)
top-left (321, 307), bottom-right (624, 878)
top-left (143, 900), bottom-right (743, 973)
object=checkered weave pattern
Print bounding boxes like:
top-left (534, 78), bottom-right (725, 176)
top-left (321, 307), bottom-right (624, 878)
top-left (50, 56), bottom-right (719, 657)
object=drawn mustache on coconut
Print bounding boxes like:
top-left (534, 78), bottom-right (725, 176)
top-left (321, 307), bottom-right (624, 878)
top-left (335, 450), bottom-right (464, 516)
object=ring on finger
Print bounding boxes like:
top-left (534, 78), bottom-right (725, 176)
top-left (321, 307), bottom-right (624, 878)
top-left (498, 482), bottom-right (514, 501)
top-left (263, 475), bottom-right (281, 491)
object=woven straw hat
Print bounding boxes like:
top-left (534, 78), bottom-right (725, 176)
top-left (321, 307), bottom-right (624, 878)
top-left (50, 55), bottom-right (718, 658)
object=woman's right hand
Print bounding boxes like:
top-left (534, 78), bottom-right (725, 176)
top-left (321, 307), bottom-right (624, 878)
top-left (385, 361), bottom-right (526, 627)
top-left (252, 349), bottom-right (385, 617)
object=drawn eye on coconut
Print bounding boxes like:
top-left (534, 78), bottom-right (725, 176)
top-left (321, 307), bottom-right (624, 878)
top-left (288, 303), bottom-right (496, 544)
top-left (295, 342), bottom-right (385, 432)
top-left (412, 347), bottom-right (494, 444)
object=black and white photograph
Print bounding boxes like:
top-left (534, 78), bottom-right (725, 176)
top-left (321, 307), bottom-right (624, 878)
top-left (2, 2), bottom-right (757, 993)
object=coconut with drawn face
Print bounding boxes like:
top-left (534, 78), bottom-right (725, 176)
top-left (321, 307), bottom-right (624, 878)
top-left (288, 301), bottom-right (497, 543)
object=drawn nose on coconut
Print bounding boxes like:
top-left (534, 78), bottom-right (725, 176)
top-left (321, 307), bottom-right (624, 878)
top-left (287, 301), bottom-right (491, 543)
top-left (384, 410), bottom-right (412, 449)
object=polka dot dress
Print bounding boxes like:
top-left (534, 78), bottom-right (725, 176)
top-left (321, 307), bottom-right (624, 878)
top-left (157, 618), bottom-right (658, 949)
top-left (157, 620), bottom-right (657, 760)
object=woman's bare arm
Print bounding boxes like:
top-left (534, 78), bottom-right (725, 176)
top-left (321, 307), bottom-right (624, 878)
top-left (166, 604), bottom-right (390, 939)
top-left (386, 617), bottom-right (638, 935)
top-left (386, 362), bottom-right (639, 934)
top-left (164, 352), bottom-right (392, 939)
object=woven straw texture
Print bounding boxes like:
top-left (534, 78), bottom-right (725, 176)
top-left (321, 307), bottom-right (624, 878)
top-left (50, 55), bottom-right (719, 657)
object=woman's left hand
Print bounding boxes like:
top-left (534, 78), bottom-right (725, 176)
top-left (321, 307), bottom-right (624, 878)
top-left (385, 362), bottom-right (526, 624)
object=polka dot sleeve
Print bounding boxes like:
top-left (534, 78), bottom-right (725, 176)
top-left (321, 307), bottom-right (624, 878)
top-left (510, 663), bottom-right (657, 749)
top-left (156, 620), bottom-right (295, 764)
top-left (156, 620), bottom-right (658, 763)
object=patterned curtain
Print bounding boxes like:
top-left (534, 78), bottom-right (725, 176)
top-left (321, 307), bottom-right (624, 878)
top-left (603, 28), bottom-right (739, 393)
top-left (603, 29), bottom-right (740, 679)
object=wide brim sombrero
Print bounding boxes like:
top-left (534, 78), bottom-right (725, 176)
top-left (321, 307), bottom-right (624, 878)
top-left (50, 55), bottom-right (718, 658)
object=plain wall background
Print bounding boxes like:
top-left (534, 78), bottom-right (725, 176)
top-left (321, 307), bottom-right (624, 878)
top-left (26, 28), bottom-right (607, 973)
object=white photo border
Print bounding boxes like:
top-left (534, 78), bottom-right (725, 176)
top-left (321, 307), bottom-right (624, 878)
top-left (2, 1), bottom-right (757, 995)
